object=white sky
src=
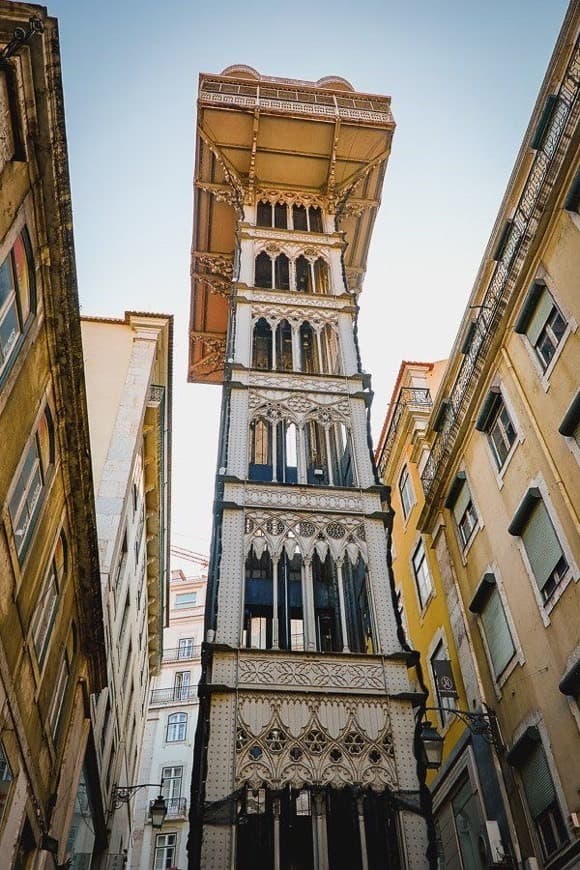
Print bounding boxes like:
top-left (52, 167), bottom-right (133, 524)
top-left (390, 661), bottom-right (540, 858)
top-left (47, 0), bottom-right (569, 564)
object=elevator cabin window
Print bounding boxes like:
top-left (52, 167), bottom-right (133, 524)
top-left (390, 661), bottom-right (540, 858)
top-left (237, 786), bottom-right (314, 870)
top-left (244, 551), bottom-right (274, 650)
top-left (255, 252), bottom-right (272, 288)
top-left (275, 254), bottom-right (290, 290)
top-left (243, 551), bottom-right (304, 651)
top-left (312, 552), bottom-right (343, 652)
top-left (252, 318), bottom-right (272, 370)
top-left (292, 204), bottom-right (323, 232)
top-left (300, 322), bottom-right (319, 372)
top-left (295, 255), bottom-right (311, 293)
top-left (248, 419), bottom-right (298, 484)
top-left (275, 320), bottom-right (293, 371)
top-left (342, 557), bottom-right (375, 654)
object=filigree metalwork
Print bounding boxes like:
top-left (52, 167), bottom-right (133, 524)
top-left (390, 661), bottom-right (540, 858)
top-left (421, 40), bottom-right (580, 498)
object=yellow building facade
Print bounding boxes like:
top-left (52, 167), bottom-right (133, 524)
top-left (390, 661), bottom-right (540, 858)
top-left (0, 4), bottom-right (107, 867)
top-left (379, 5), bottom-right (580, 868)
top-left (377, 362), bottom-right (517, 868)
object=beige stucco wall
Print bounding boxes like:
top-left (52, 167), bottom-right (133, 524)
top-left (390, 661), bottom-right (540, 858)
top-left (81, 319), bottom-right (134, 491)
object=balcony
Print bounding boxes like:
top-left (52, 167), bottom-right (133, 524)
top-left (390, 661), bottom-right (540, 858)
top-left (149, 686), bottom-right (197, 707)
top-left (162, 645), bottom-right (201, 663)
top-left (378, 387), bottom-right (432, 474)
top-left (150, 796), bottom-right (188, 820)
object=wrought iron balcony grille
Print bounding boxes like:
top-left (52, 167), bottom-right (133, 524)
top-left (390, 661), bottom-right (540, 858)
top-left (149, 686), bottom-right (197, 706)
top-left (150, 796), bottom-right (187, 819)
top-left (420, 39), bottom-right (580, 501)
top-left (378, 388), bottom-right (432, 474)
top-left (162, 645), bottom-right (201, 663)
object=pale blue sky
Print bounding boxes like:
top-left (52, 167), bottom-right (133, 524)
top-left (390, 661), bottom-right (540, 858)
top-left (47, 0), bottom-right (569, 559)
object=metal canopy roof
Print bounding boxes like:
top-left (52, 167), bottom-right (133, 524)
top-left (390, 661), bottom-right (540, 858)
top-left (189, 67), bottom-right (395, 383)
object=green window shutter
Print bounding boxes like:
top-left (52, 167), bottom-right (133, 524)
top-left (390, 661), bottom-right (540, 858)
top-left (526, 288), bottom-right (553, 346)
top-left (481, 588), bottom-right (515, 678)
top-left (520, 742), bottom-right (556, 819)
top-left (521, 500), bottom-right (563, 590)
top-left (452, 482), bottom-right (471, 524)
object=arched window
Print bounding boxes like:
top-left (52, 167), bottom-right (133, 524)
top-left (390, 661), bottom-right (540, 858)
top-left (167, 712), bottom-right (188, 742)
top-left (300, 322), bottom-right (319, 373)
top-left (342, 558), bottom-right (374, 654)
top-left (321, 324), bottom-right (340, 374)
top-left (278, 552), bottom-right (304, 651)
top-left (292, 204), bottom-right (307, 230)
top-left (305, 420), bottom-right (327, 484)
top-left (308, 206), bottom-right (323, 232)
top-left (330, 422), bottom-right (355, 487)
top-left (282, 422), bottom-right (298, 484)
top-left (274, 202), bottom-right (288, 229)
top-left (255, 252), bottom-right (272, 288)
top-left (312, 552), bottom-right (343, 652)
top-left (295, 255), bottom-right (311, 293)
top-left (249, 418), bottom-right (272, 481)
top-left (252, 318), bottom-right (272, 370)
top-left (257, 201), bottom-right (273, 227)
top-left (313, 258), bottom-right (329, 294)
top-left (244, 551), bottom-right (274, 649)
top-left (274, 253), bottom-right (290, 290)
top-left (275, 320), bottom-right (293, 372)
top-left (0, 227), bottom-right (35, 381)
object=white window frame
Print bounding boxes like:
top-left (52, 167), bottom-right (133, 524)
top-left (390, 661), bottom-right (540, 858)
top-left (398, 464), bottom-right (415, 522)
top-left (510, 477), bottom-right (578, 626)
top-left (174, 591), bottom-right (197, 610)
top-left (509, 717), bottom-right (571, 863)
top-left (48, 651), bottom-right (70, 743)
top-left (30, 528), bottom-right (66, 669)
top-left (166, 712), bottom-right (187, 743)
top-left (154, 832), bottom-right (177, 870)
top-left (472, 565), bottom-right (524, 697)
top-left (516, 270), bottom-right (577, 391)
top-left (411, 538), bottom-right (434, 612)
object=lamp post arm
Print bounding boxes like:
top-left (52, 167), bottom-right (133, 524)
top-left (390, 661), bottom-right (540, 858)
top-left (423, 706), bottom-right (504, 752)
top-left (111, 781), bottom-right (164, 810)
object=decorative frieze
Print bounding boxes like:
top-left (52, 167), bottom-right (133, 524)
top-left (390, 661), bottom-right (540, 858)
top-left (222, 480), bottom-right (382, 515)
top-left (235, 693), bottom-right (397, 792)
top-left (243, 509), bottom-right (368, 564)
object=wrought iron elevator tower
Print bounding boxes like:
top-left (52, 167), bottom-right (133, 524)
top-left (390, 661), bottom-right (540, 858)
top-left (188, 65), bottom-right (430, 869)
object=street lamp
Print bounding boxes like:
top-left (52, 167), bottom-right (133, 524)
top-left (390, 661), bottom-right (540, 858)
top-left (419, 720), bottom-right (444, 771)
top-left (111, 782), bottom-right (167, 829)
top-left (419, 705), bottom-right (504, 772)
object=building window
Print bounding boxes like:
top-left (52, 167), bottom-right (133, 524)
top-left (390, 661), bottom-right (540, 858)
top-left (48, 651), bottom-right (70, 742)
top-left (508, 728), bottom-right (568, 861)
top-left (469, 574), bottom-right (515, 680)
top-left (515, 281), bottom-right (568, 372)
top-left (173, 671), bottom-right (191, 701)
top-left (178, 637), bottom-right (194, 658)
top-left (430, 640), bottom-right (454, 724)
top-left (475, 389), bottom-right (517, 469)
top-left (435, 773), bottom-right (486, 870)
top-left (0, 741), bottom-right (13, 824)
top-left (558, 391), bottom-right (580, 447)
top-left (398, 466), bottom-right (414, 519)
top-left (8, 405), bottom-right (54, 559)
top-left (0, 228), bottom-right (35, 382)
top-left (564, 170), bottom-right (580, 214)
top-left (161, 765), bottom-right (183, 810)
top-left (445, 474), bottom-right (478, 549)
top-left (154, 832), bottom-right (177, 870)
top-left (508, 489), bottom-right (569, 604)
top-left (411, 540), bottom-right (433, 609)
top-left (31, 530), bottom-right (67, 667)
top-left (166, 713), bottom-right (187, 743)
top-left (174, 591), bottom-right (197, 609)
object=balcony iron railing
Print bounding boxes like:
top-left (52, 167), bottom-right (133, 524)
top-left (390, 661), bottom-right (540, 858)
top-left (421, 39), bottom-right (580, 500)
top-left (149, 686), bottom-right (197, 706)
top-left (377, 388), bottom-right (432, 474)
top-left (162, 645), bottom-right (201, 663)
top-left (150, 796), bottom-right (188, 819)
